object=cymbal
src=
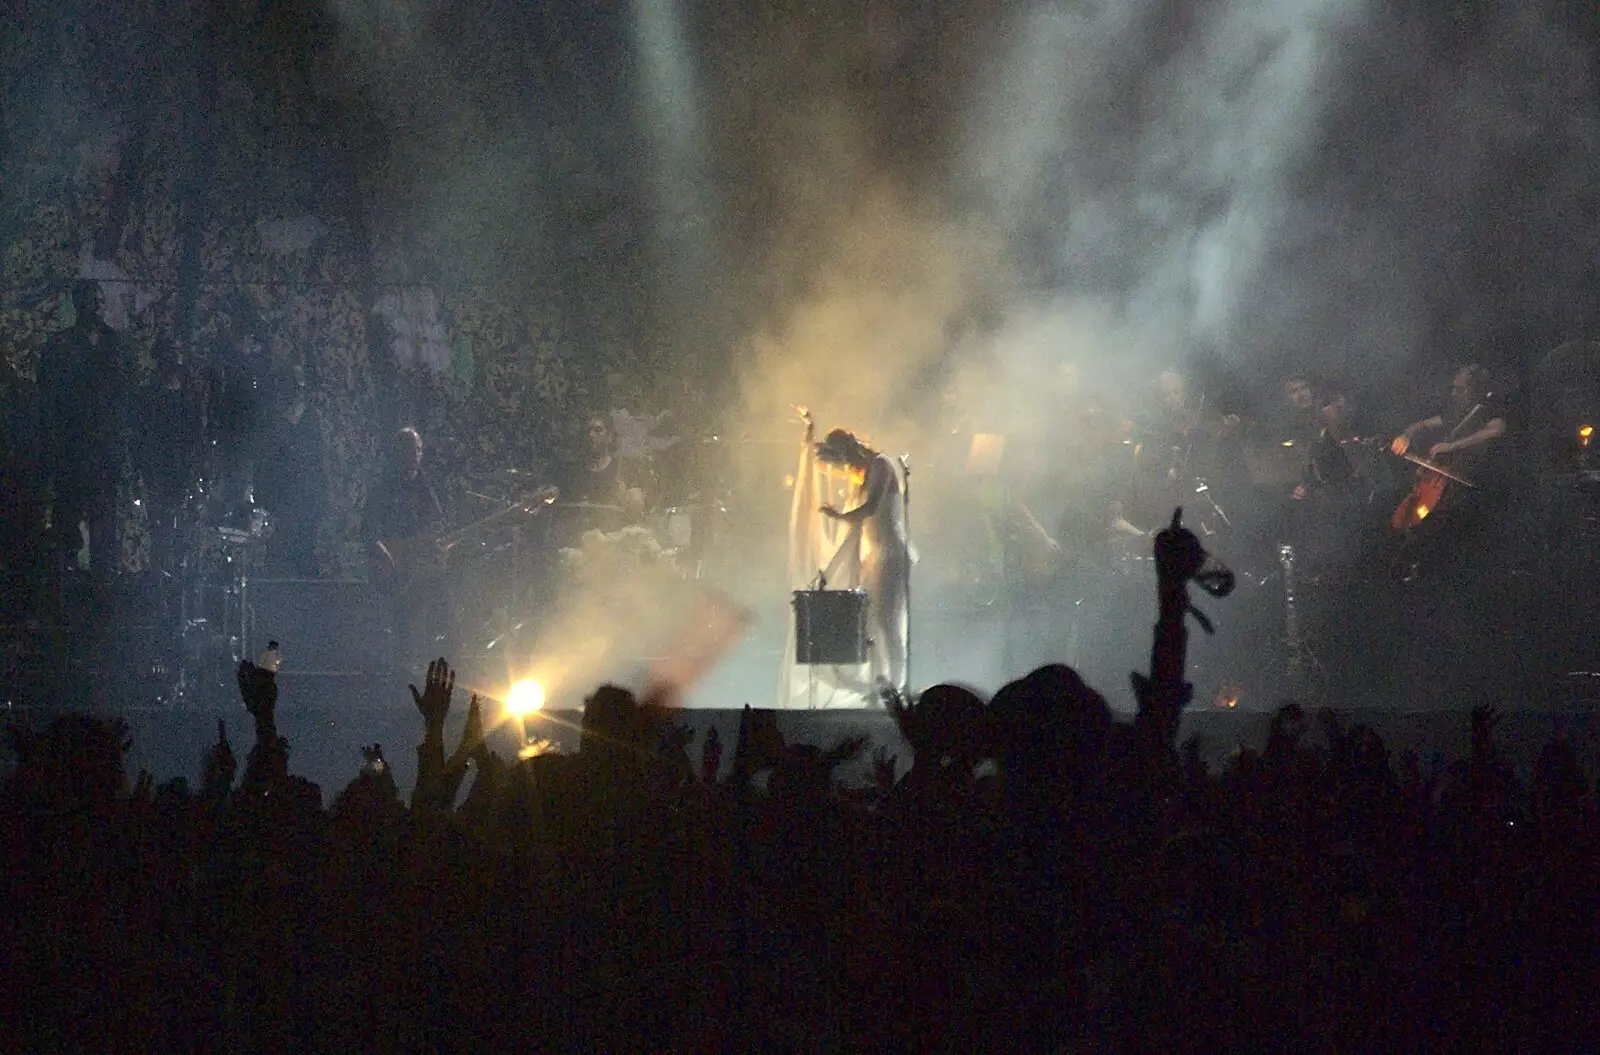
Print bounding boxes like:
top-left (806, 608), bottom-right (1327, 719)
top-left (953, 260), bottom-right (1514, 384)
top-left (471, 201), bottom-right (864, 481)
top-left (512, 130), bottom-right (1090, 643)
top-left (549, 501), bottom-right (625, 512)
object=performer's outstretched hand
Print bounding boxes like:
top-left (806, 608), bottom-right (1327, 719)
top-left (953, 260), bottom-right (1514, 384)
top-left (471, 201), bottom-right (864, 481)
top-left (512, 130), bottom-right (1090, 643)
top-left (819, 504), bottom-right (841, 519)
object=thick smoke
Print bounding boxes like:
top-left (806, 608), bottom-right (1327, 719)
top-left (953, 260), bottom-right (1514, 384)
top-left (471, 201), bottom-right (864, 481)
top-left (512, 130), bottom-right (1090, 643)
top-left (705, 0), bottom-right (1600, 437)
top-left (675, 0), bottom-right (1600, 697)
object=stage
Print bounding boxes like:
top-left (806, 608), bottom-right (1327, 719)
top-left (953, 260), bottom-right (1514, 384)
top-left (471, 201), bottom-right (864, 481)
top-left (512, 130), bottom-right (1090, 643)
top-left (5, 538), bottom-right (1598, 799)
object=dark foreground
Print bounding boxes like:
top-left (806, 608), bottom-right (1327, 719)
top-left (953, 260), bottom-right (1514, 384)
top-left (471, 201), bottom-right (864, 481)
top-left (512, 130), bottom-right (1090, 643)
top-left (4, 542), bottom-right (1599, 1053)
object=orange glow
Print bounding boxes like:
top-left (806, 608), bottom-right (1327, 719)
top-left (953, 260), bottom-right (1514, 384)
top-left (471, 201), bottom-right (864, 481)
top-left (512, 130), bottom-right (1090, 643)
top-left (1581, 425), bottom-right (1593, 448)
top-left (1414, 504), bottom-right (1431, 521)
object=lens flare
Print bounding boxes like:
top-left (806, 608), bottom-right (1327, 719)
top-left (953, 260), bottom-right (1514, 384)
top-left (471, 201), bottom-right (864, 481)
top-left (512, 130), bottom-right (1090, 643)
top-left (505, 679), bottom-right (546, 717)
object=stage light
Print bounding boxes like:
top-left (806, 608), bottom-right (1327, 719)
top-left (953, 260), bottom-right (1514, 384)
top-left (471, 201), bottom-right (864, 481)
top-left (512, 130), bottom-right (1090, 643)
top-left (518, 738), bottom-right (559, 760)
top-left (505, 678), bottom-right (546, 717)
top-left (1580, 425), bottom-right (1593, 448)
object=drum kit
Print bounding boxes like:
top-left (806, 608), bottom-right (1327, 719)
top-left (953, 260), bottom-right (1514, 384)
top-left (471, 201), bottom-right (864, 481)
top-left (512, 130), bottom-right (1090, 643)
top-left (156, 478), bottom-right (277, 706)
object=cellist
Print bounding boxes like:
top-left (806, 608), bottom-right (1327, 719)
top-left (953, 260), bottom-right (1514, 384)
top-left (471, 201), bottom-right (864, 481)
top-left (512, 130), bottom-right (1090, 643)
top-left (1389, 364), bottom-right (1508, 533)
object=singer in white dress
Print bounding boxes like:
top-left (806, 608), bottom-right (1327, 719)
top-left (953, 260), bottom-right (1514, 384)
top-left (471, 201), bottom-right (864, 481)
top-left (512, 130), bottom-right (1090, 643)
top-left (814, 428), bottom-right (910, 692)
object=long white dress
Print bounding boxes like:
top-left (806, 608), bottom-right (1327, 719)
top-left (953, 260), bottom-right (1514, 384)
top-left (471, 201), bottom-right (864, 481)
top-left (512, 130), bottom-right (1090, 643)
top-left (780, 431), bottom-right (910, 706)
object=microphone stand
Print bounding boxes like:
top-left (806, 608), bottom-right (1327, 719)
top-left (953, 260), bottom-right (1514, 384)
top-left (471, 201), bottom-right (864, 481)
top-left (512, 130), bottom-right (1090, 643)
top-left (898, 454), bottom-right (911, 696)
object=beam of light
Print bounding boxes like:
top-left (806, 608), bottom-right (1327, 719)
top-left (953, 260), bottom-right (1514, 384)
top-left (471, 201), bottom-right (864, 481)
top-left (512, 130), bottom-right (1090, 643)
top-left (631, 0), bottom-right (717, 291)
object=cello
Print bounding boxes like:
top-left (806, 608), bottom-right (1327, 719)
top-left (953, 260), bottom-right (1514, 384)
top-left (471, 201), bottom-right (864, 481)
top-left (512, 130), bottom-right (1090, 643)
top-left (1389, 404), bottom-right (1485, 531)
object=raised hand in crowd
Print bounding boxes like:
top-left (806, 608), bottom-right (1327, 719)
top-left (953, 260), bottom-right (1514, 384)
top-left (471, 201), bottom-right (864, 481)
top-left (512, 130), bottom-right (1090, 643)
top-left (236, 658), bottom-right (288, 789)
top-left (409, 656), bottom-right (456, 728)
top-left (1134, 509), bottom-right (1211, 764)
top-left (410, 658), bottom-right (457, 812)
top-left (236, 658), bottom-right (278, 727)
top-left (449, 693), bottom-right (487, 768)
top-left (201, 719), bottom-right (236, 800)
top-left (700, 726), bottom-right (722, 784)
top-left (1153, 506), bottom-right (1207, 588)
top-left (438, 694), bottom-right (495, 804)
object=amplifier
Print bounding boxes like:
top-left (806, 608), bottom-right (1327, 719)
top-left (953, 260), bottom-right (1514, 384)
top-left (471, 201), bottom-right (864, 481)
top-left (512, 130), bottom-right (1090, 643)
top-left (792, 589), bottom-right (868, 665)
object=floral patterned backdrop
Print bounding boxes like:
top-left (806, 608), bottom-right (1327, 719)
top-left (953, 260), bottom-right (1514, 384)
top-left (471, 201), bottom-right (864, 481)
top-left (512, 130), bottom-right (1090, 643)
top-left (0, 3), bottom-right (664, 580)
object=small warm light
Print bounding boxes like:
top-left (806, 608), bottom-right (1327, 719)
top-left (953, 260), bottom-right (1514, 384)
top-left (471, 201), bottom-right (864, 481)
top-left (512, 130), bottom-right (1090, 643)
top-left (782, 473), bottom-right (796, 489)
top-left (505, 679), bottom-right (545, 717)
top-left (1414, 504), bottom-right (1431, 521)
top-left (1215, 684), bottom-right (1242, 709)
top-left (1581, 425), bottom-right (1593, 448)
top-left (1280, 440), bottom-right (1295, 447)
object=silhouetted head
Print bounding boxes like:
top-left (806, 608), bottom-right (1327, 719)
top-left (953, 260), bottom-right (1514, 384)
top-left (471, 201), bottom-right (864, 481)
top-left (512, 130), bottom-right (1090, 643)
top-left (907, 683), bottom-right (989, 765)
top-left (1268, 703), bottom-right (1307, 746)
top-left (580, 683), bottom-right (642, 767)
top-left (69, 279), bottom-right (104, 325)
top-left (1450, 364), bottom-right (1490, 411)
top-left (989, 664), bottom-right (1111, 787)
top-left (815, 428), bottom-right (872, 470)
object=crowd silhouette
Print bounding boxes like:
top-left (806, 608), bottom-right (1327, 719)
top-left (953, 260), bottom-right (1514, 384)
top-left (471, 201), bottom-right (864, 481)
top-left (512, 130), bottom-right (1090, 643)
top-left (3, 510), bottom-right (1596, 1053)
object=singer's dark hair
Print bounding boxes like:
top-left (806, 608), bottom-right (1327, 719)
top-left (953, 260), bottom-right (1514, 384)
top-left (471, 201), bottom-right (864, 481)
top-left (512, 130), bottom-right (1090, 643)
top-left (815, 428), bottom-right (872, 468)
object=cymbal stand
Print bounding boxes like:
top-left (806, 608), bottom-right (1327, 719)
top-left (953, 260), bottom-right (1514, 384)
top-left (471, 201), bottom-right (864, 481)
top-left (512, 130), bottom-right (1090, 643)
top-left (1276, 542), bottom-right (1324, 702)
top-left (1191, 478), bottom-right (1233, 534)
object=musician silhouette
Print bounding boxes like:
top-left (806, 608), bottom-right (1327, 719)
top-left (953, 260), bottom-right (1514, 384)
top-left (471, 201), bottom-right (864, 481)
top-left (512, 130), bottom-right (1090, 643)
top-left (363, 426), bottom-right (455, 670)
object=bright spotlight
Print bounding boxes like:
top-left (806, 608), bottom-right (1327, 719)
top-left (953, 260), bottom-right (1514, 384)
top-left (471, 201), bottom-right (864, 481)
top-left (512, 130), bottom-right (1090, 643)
top-left (505, 679), bottom-right (546, 717)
